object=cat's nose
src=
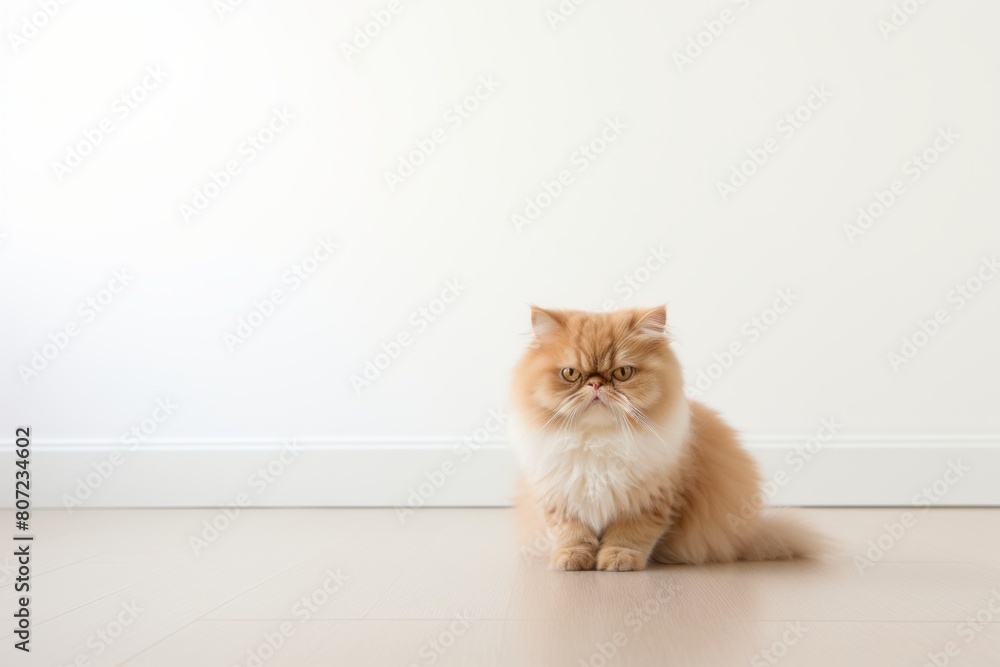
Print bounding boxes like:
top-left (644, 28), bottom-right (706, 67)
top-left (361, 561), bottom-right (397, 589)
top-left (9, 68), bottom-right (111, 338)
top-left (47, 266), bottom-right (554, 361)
top-left (589, 380), bottom-right (602, 390)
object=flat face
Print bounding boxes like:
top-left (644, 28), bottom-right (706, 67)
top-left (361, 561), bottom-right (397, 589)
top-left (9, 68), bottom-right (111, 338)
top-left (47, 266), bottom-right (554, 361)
top-left (512, 307), bottom-right (681, 433)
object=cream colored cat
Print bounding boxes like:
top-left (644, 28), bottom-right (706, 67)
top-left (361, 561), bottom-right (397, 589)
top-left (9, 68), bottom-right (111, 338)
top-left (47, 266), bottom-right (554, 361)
top-left (511, 305), bottom-right (820, 571)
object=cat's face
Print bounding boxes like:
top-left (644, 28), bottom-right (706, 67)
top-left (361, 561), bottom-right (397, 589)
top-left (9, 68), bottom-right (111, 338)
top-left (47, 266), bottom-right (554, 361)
top-left (512, 306), bottom-right (683, 433)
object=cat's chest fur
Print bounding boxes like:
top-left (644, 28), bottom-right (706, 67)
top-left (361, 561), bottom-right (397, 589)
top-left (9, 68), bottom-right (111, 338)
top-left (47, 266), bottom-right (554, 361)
top-left (516, 425), bottom-right (686, 533)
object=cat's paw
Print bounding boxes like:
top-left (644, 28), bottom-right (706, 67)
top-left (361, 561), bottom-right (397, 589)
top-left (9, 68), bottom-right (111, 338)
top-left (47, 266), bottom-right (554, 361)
top-left (597, 546), bottom-right (647, 571)
top-left (550, 547), bottom-right (597, 571)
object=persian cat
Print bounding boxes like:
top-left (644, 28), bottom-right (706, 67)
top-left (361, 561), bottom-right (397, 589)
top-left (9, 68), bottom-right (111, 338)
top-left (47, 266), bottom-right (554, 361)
top-left (511, 305), bottom-right (820, 571)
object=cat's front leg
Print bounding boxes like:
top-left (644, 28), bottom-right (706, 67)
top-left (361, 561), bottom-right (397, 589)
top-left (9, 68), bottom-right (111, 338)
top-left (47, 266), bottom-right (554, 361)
top-left (597, 511), bottom-right (671, 571)
top-left (547, 514), bottom-right (600, 571)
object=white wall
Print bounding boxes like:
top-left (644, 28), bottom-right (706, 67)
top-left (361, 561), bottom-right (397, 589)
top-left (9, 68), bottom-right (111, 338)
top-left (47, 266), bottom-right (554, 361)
top-left (2, 0), bottom-right (998, 507)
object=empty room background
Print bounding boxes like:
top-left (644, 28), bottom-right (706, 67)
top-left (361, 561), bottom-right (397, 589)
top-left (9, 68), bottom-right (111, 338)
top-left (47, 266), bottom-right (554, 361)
top-left (2, 0), bottom-right (998, 508)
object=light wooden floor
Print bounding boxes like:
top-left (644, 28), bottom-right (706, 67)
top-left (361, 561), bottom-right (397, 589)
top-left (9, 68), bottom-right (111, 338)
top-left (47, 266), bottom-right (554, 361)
top-left (2, 509), bottom-right (999, 666)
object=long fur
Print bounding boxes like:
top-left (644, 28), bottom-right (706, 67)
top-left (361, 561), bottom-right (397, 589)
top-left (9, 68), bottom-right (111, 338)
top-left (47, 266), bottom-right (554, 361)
top-left (510, 306), bottom-right (822, 570)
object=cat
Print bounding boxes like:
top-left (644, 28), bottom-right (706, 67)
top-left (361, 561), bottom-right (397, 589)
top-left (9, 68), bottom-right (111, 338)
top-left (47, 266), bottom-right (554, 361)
top-left (510, 305), bottom-right (821, 571)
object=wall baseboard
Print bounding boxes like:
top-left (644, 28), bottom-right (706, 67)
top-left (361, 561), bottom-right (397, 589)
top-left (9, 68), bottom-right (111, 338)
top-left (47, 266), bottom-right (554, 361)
top-left (3, 437), bottom-right (998, 509)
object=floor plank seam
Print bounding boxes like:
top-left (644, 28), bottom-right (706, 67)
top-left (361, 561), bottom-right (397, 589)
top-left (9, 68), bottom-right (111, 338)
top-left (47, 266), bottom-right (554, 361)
top-left (358, 519), bottom-right (448, 620)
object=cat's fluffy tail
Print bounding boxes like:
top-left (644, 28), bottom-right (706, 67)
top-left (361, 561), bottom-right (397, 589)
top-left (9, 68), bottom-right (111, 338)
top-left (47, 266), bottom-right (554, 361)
top-left (737, 511), bottom-right (826, 561)
top-left (652, 509), bottom-right (825, 564)
top-left (652, 402), bottom-right (827, 565)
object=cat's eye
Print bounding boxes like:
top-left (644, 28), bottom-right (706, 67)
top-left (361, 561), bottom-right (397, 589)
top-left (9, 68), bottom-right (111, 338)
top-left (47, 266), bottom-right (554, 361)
top-left (613, 366), bottom-right (634, 381)
top-left (560, 368), bottom-right (581, 382)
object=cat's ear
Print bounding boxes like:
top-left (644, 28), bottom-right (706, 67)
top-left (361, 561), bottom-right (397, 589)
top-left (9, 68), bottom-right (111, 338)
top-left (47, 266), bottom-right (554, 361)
top-left (635, 305), bottom-right (667, 336)
top-left (529, 306), bottom-right (563, 338)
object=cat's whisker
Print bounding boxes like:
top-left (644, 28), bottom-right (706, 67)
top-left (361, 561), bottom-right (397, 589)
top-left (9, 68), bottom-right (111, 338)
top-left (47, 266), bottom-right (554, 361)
top-left (627, 406), bottom-right (671, 443)
top-left (603, 398), bottom-right (641, 461)
top-left (609, 394), bottom-right (680, 455)
top-left (536, 393), bottom-right (586, 434)
top-left (617, 391), bottom-right (689, 438)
